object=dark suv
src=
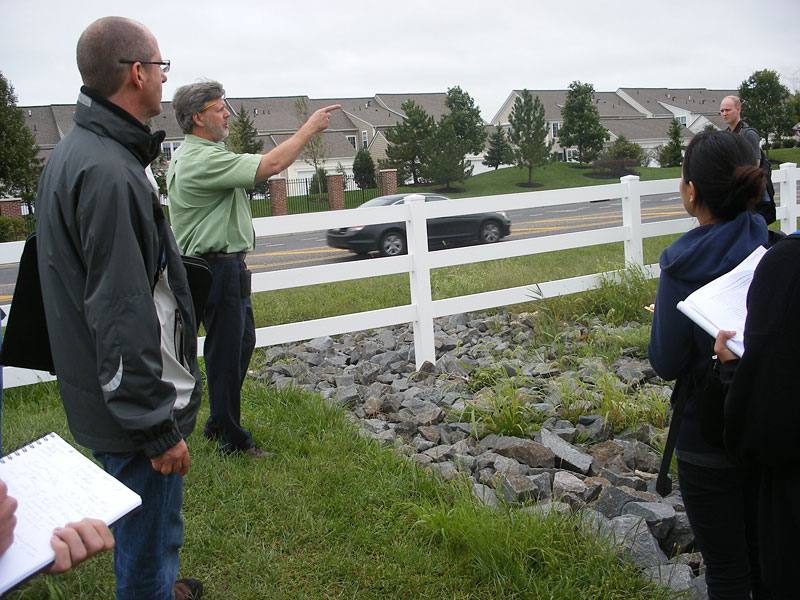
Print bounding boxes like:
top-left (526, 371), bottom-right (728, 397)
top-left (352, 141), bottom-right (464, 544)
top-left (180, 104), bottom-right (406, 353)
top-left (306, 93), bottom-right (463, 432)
top-left (326, 193), bottom-right (511, 256)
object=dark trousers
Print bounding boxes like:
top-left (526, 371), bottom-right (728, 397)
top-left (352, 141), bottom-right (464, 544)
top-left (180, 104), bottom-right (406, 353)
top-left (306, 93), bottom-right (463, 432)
top-left (678, 459), bottom-right (771, 600)
top-left (202, 257), bottom-right (255, 451)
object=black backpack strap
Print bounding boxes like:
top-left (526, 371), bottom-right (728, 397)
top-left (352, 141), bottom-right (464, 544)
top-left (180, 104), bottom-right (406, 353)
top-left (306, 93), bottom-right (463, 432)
top-left (656, 372), bottom-right (691, 496)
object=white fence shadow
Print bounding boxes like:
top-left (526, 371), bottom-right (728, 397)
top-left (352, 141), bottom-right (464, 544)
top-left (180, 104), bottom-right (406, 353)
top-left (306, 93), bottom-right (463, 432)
top-left (2, 164), bottom-right (797, 389)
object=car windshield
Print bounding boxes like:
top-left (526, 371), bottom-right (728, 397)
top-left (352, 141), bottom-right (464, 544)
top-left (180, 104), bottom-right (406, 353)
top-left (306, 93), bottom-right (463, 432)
top-left (359, 196), bottom-right (403, 208)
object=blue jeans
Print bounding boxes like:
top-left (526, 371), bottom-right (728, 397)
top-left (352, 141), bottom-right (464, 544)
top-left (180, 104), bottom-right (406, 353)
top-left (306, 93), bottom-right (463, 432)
top-left (94, 451), bottom-right (184, 600)
top-left (202, 257), bottom-right (256, 451)
top-left (678, 459), bottom-right (770, 600)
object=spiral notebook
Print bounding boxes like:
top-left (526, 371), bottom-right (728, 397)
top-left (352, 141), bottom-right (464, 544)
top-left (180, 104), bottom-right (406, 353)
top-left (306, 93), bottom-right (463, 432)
top-left (0, 432), bottom-right (142, 594)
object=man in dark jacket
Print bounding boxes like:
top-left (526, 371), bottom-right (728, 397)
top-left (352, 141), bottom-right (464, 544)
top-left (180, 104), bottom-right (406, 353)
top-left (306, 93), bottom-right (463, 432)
top-left (35, 17), bottom-right (202, 600)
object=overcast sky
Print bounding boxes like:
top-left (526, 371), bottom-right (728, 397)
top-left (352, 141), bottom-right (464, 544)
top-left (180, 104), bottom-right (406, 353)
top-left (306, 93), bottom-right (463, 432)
top-left (2, 0), bottom-right (798, 122)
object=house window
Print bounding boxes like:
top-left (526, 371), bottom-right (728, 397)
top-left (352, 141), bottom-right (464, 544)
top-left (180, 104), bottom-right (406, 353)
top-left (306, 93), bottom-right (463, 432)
top-left (160, 141), bottom-right (180, 161)
top-left (552, 122), bottom-right (559, 138)
top-left (677, 116), bottom-right (687, 126)
top-left (346, 135), bottom-right (356, 148)
top-left (361, 130), bottom-right (368, 148)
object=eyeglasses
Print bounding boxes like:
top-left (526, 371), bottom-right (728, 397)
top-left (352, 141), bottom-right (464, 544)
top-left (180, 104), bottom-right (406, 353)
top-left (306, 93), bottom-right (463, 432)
top-left (118, 59), bottom-right (170, 74)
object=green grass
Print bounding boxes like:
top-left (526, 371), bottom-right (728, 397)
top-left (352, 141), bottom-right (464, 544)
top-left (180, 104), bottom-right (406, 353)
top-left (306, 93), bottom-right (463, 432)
top-left (767, 147), bottom-right (800, 165)
top-left (3, 379), bottom-right (678, 600)
top-left (399, 163), bottom-right (682, 199)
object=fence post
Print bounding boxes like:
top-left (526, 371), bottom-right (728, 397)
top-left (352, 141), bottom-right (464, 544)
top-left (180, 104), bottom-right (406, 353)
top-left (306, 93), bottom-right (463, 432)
top-left (327, 174), bottom-right (345, 210)
top-left (405, 194), bottom-right (435, 369)
top-left (269, 178), bottom-right (288, 216)
top-left (379, 169), bottom-right (398, 196)
top-left (778, 162), bottom-right (798, 234)
top-left (620, 175), bottom-right (644, 269)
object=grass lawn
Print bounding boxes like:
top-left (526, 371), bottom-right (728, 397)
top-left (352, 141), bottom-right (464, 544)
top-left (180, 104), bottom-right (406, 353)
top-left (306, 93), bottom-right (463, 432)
top-left (399, 163), bottom-right (682, 199)
top-left (3, 378), bottom-right (677, 600)
top-left (767, 147), bottom-right (800, 165)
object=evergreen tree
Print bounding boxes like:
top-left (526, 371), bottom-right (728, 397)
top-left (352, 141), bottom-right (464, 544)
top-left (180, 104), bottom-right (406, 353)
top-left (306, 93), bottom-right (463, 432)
top-left (483, 128), bottom-right (513, 170)
top-left (738, 69), bottom-right (794, 144)
top-left (657, 119), bottom-right (684, 168)
top-left (353, 147), bottom-right (376, 189)
top-left (507, 90), bottom-right (552, 186)
top-left (227, 104), bottom-right (264, 154)
top-left (559, 81), bottom-right (609, 164)
top-left (227, 104), bottom-right (267, 197)
top-left (421, 119), bottom-right (472, 189)
top-left (443, 85), bottom-right (487, 156)
top-left (384, 100), bottom-right (434, 185)
top-left (0, 71), bottom-right (42, 210)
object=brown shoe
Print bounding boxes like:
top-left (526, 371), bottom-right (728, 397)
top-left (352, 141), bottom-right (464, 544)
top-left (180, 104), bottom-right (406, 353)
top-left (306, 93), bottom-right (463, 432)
top-left (243, 445), bottom-right (275, 459)
top-left (174, 577), bottom-right (203, 600)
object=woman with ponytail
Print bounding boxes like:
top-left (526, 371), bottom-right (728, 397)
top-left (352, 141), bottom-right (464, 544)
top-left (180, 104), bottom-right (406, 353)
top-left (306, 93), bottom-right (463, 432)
top-left (649, 131), bottom-right (770, 599)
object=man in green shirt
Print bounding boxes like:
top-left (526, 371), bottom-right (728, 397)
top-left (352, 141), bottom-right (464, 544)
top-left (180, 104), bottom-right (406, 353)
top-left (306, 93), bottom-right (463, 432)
top-left (168, 81), bottom-right (339, 457)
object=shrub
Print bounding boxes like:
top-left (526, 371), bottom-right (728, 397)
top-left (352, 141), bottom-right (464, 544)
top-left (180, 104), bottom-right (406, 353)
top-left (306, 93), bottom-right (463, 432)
top-left (308, 167), bottom-right (328, 197)
top-left (0, 215), bottom-right (28, 242)
top-left (592, 157), bottom-right (639, 178)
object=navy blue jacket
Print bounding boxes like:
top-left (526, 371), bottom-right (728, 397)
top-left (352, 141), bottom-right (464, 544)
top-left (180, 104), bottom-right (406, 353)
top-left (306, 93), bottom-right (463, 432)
top-left (648, 211), bottom-right (767, 461)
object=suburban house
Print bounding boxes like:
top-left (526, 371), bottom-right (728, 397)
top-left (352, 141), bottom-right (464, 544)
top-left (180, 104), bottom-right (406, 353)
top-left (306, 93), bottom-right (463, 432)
top-left (491, 87), bottom-right (737, 165)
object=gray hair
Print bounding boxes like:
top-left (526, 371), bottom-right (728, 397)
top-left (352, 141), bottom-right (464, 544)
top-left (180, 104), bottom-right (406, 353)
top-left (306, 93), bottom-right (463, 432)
top-left (172, 81), bottom-right (226, 134)
top-left (76, 17), bottom-right (154, 98)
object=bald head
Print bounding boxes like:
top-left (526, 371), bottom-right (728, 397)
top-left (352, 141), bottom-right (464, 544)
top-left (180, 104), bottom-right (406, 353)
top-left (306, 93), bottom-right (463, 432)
top-left (720, 95), bottom-right (743, 129)
top-left (77, 17), bottom-right (155, 98)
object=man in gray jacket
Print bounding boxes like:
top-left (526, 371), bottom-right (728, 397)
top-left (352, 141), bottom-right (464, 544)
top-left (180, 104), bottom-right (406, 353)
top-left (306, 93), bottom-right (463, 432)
top-left (35, 17), bottom-right (202, 600)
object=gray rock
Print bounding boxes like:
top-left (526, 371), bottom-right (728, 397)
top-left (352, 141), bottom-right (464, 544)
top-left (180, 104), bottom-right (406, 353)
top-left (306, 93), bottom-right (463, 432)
top-left (641, 563), bottom-right (695, 594)
top-left (498, 471), bottom-right (539, 504)
top-left (471, 483), bottom-right (499, 509)
top-left (622, 502), bottom-right (676, 540)
top-left (492, 436), bottom-right (555, 468)
top-left (539, 429), bottom-right (593, 474)
top-left (597, 485), bottom-right (651, 519)
top-left (607, 514), bottom-right (669, 567)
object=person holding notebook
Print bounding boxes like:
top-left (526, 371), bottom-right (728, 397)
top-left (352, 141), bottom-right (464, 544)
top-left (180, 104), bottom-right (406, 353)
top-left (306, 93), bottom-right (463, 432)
top-left (0, 479), bottom-right (114, 573)
top-left (648, 131), bottom-right (769, 598)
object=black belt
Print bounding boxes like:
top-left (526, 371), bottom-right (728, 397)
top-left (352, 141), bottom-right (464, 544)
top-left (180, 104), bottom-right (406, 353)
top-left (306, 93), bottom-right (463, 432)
top-left (200, 252), bottom-right (247, 261)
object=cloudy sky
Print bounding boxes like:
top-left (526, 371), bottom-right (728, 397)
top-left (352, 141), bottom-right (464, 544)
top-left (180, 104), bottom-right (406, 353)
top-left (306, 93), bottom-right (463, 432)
top-left (2, 0), bottom-right (798, 121)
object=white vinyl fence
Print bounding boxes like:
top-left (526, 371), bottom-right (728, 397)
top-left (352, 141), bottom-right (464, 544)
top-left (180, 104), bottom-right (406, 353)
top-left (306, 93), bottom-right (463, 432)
top-left (2, 163), bottom-right (797, 389)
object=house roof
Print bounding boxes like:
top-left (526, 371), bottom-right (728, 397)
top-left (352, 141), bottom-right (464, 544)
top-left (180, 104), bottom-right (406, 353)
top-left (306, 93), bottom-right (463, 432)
top-left (375, 93), bottom-right (450, 122)
top-left (617, 88), bottom-right (737, 117)
top-left (269, 131), bottom-right (357, 160)
top-left (600, 117), bottom-right (695, 142)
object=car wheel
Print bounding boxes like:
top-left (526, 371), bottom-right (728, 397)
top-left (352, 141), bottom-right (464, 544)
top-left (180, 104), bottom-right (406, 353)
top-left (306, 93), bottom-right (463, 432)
top-left (379, 231), bottom-right (407, 256)
top-left (479, 220), bottom-right (502, 243)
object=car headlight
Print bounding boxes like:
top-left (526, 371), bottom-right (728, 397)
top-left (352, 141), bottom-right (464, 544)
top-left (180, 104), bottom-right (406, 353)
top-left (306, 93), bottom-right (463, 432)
top-left (347, 225), bottom-right (365, 232)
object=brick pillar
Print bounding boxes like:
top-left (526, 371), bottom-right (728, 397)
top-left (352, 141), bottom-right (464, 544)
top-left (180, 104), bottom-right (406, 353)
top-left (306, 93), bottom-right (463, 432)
top-left (327, 174), bottom-right (345, 210)
top-left (269, 178), bottom-right (287, 216)
top-left (0, 200), bottom-right (22, 218)
top-left (379, 169), bottom-right (398, 196)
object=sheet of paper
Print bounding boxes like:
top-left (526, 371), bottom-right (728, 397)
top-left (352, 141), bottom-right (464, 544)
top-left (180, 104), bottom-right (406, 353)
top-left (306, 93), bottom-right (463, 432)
top-left (0, 433), bottom-right (141, 594)
top-left (676, 245), bottom-right (767, 357)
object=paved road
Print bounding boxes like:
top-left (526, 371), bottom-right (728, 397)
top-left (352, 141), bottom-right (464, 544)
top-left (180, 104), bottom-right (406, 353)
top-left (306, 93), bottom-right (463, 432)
top-left (243, 192), bottom-right (686, 273)
top-left (0, 192), bottom-right (685, 301)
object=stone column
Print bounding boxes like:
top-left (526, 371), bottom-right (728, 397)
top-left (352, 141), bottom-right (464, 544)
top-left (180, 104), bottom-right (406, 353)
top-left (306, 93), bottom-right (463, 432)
top-left (379, 169), bottom-right (398, 196)
top-left (327, 174), bottom-right (345, 210)
top-left (269, 178), bottom-right (288, 216)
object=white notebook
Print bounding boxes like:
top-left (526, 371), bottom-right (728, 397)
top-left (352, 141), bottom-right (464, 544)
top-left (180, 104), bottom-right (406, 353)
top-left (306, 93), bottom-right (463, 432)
top-left (676, 245), bottom-right (767, 358)
top-left (0, 432), bottom-right (142, 594)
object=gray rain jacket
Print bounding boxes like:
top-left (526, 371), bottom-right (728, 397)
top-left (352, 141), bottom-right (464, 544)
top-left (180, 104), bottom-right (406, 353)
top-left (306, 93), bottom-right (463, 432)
top-left (35, 87), bottom-right (202, 458)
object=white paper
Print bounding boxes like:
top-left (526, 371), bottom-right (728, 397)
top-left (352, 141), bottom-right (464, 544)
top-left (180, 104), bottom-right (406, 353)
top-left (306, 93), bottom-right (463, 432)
top-left (676, 245), bottom-right (767, 357)
top-left (0, 433), bottom-right (141, 594)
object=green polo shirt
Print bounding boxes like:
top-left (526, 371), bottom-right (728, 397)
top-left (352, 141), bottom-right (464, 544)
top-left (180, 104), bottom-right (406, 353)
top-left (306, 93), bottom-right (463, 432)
top-left (167, 134), bottom-right (262, 256)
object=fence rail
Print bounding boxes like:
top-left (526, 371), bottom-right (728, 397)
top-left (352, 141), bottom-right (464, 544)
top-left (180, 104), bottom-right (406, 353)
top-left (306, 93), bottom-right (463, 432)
top-left (2, 164), bottom-right (797, 389)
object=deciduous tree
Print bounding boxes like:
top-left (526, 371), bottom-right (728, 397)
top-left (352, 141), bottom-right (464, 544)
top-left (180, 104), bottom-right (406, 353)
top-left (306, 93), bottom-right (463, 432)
top-left (558, 81), bottom-right (608, 164)
top-left (739, 70), bottom-right (794, 145)
top-left (295, 98), bottom-right (327, 196)
top-left (507, 90), bottom-right (552, 186)
top-left (0, 71), bottom-right (41, 211)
